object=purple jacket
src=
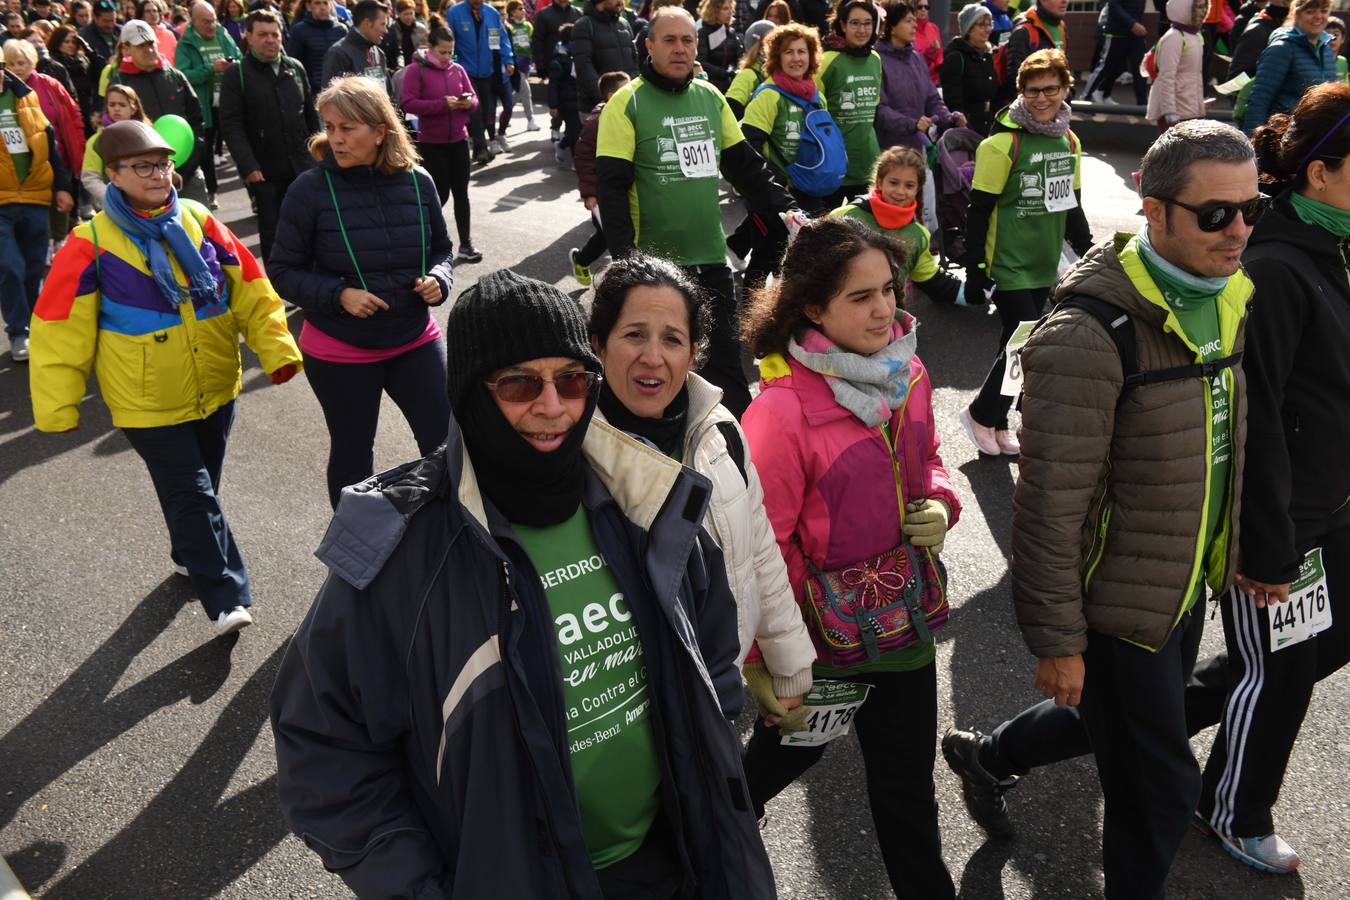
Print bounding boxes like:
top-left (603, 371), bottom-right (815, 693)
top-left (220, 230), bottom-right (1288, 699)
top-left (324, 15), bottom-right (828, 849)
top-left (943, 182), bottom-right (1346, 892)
top-left (400, 52), bottom-right (477, 144)
top-left (875, 39), bottom-right (953, 151)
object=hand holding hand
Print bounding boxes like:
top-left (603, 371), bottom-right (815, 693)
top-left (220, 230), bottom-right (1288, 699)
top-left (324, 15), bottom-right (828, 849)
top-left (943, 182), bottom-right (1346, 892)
top-left (339, 288), bottom-right (390, 318)
top-left (1235, 573), bottom-right (1291, 609)
top-left (413, 276), bottom-right (443, 305)
top-left (1034, 654), bottom-right (1085, 706)
top-left (743, 664), bottom-right (811, 734)
top-left (902, 499), bottom-right (950, 555)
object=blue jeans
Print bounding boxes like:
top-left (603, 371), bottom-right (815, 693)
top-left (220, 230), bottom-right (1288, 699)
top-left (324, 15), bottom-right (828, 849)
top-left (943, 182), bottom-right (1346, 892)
top-left (121, 401), bottom-right (253, 618)
top-left (0, 203), bottom-right (49, 338)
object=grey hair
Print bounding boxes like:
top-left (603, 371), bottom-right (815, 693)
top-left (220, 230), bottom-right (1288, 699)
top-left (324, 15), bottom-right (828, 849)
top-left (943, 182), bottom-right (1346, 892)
top-left (1139, 119), bottom-right (1254, 200)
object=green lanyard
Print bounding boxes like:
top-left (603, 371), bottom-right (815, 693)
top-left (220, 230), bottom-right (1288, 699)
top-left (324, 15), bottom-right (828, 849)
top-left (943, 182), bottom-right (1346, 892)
top-left (323, 168), bottom-right (427, 292)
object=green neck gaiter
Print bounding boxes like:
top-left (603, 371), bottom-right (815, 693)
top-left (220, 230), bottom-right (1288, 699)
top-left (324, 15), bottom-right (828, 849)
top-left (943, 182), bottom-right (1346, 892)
top-left (1136, 227), bottom-right (1228, 311)
top-left (1290, 190), bottom-right (1350, 237)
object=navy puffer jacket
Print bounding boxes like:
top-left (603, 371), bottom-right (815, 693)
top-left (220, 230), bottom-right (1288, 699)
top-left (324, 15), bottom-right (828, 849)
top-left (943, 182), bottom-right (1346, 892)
top-left (1241, 27), bottom-right (1337, 133)
top-left (286, 14), bottom-right (349, 93)
top-left (268, 156), bottom-right (455, 349)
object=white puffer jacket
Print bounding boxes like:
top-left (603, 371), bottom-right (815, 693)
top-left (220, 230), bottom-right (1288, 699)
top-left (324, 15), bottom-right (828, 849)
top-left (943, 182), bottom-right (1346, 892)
top-left (600, 374), bottom-right (816, 698)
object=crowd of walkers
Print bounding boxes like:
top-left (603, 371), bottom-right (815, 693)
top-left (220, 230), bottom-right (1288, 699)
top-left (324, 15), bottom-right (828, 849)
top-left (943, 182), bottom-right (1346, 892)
top-left (2, 0), bottom-right (1347, 896)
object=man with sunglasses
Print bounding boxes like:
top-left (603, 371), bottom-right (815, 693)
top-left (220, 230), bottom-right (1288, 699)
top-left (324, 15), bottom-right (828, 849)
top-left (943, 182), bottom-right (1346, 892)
top-left (271, 269), bottom-right (774, 899)
top-left (942, 119), bottom-right (1262, 900)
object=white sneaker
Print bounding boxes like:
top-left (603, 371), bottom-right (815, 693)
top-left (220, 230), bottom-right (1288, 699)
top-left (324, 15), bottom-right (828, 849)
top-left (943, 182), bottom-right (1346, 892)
top-left (527, 120), bottom-right (542, 131)
top-left (10, 334), bottom-right (29, 362)
top-left (959, 407), bottom-right (1002, 455)
top-left (995, 429), bottom-right (1021, 456)
top-left (494, 134), bottom-right (510, 153)
top-left (1220, 832), bottom-right (1301, 875)
top-left (1089, 91), bottom-right (1119, 106)
top-left (214, 606), bottom-right (253, 636)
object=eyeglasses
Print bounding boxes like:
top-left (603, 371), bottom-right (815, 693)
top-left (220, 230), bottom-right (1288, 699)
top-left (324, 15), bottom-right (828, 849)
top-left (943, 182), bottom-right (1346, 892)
top-left (117, 159), bottom-right (174, 177)
top-left (845, 18), bottom-right (873, 27)
top-left (484, 371), bottom-right (601, 403)
top-left (1161, 194), bottom-right (1271, 232)
top-left (1021, 84), bottom-right (1064, 99)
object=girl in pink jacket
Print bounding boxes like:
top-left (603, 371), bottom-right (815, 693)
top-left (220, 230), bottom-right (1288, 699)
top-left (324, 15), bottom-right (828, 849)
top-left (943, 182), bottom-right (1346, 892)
top-left (400, 17), bottom-right (482, 261)
top-left (740, 215), bottom-right (960, 900)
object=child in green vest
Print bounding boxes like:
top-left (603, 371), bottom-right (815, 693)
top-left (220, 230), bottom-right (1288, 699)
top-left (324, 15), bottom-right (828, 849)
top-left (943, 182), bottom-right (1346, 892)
top-left (835, 146), bottom-right (967, 306)
top-left (1328, 17), bottom-right (1349, 83)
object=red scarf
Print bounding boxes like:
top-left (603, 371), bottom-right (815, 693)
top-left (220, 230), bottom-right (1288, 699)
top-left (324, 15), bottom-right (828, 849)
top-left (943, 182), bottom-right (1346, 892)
top-left (771, 68), bottom-right (817, 102)
top-left (868, 189), bottom-right (916, 230)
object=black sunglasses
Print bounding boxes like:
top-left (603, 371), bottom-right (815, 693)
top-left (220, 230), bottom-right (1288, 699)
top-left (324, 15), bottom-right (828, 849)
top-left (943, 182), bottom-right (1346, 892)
top-left (484, 371), bottom-right (601, 403)
top-left (1161, 194), bottom-right (1271, 232)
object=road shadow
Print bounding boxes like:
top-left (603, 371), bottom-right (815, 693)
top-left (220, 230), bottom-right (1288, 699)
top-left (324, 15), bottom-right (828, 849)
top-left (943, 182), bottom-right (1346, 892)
top-left (0, 369), bottom-right (118, 488)
top-left (501, 219), bottom-right (601, 286)
top-left (0, 579), bottom-right (236, 836)
top-left (908, 293), bottom-right (1003, 393)
top-left (37, 643), bottom-right (291, 900)
top-left (489, 171), bottom-right (577, 212)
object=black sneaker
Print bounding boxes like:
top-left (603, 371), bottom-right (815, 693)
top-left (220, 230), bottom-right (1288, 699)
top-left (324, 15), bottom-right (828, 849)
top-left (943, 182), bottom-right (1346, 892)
top-left (942, 727), bottom-right (1018, 839)
top-left (457, 243), bottom-right (482, 264)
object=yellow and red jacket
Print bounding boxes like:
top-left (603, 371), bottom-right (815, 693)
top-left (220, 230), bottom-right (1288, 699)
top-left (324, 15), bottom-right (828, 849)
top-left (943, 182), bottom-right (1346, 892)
top-left (0, 77), bottom-right (61, 206)
top-left (29, 199), bottom-right (302, 432)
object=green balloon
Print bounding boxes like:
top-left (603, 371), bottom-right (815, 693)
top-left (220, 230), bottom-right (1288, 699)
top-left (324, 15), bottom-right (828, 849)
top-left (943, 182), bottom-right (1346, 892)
top-left (152, 114), bottom-right (196, 166)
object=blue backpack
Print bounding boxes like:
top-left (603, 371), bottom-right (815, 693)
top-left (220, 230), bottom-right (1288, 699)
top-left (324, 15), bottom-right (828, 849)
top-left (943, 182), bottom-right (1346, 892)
top-left (751, 83), bottom-right (847, 197)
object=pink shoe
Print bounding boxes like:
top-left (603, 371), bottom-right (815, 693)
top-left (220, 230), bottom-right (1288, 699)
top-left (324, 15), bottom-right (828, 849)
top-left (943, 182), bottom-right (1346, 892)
top-left (959, 408), bottom-right (1001, 455)
top-left (995, 429), bottom-right (1020, 455)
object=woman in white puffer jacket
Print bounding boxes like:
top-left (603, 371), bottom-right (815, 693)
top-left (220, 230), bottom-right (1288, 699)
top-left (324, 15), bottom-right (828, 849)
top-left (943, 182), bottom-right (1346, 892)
top-left (588, 253), bottom-right (817, 731)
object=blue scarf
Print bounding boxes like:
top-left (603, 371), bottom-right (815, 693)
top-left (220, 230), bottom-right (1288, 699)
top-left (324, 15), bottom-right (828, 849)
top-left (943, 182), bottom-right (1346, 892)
top-left (103, 184), bottom-right (219, 310)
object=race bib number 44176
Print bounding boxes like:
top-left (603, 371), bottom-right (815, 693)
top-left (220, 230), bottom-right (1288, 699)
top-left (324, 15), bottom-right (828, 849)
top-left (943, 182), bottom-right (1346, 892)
top-left (1268, 547), bottom-right (1332, 652)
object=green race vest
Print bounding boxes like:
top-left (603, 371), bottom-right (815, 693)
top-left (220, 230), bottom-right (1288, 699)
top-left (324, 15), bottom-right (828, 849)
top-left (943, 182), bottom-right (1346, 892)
top-left (596, 76), bottom-right (744, 266)
top-left (815, 50), bottom-right (881, 185)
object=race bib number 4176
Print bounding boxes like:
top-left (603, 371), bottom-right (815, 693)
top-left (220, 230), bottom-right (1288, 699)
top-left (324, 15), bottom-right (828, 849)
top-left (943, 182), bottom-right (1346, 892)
top-left (780, 679), bottom-right (871, 748)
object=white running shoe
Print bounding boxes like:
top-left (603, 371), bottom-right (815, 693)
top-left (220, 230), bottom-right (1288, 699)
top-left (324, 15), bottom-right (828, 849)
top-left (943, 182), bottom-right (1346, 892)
top-left (214, 606), bottom-right (254, 636)
top-left (1220, 832), bottom-right (1301, 875)
top-left (10, 334), bottom-right (29, 362)
top-left (494, 134), bottom-right (510, 153)
top-left (527, 120), bottom-right (542, 131)
top-left (960, 407), bottom-right (1002, 456)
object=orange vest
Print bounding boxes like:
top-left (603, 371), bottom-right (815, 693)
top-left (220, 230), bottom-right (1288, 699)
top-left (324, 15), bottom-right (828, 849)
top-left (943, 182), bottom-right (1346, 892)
top-left (0, 86), bottom-right (55, 206)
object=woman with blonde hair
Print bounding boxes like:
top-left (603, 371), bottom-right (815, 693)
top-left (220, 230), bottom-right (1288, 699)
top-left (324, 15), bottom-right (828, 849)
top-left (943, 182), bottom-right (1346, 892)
top-left (269, 76), bottom-right (457, 508)
top-left (1240, 0), bottom-right (1337, 132)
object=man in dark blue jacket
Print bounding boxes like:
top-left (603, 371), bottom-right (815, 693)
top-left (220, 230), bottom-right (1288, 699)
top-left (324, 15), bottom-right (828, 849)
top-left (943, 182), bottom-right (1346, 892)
top-left (1082, 0), bottom-right (1150, 104)
top-left (270, 270), bottom-right (776, 900)
top-left (448, 0), bottom-right (516, 162)
top-left (285, 0), bottom-right (348, 94)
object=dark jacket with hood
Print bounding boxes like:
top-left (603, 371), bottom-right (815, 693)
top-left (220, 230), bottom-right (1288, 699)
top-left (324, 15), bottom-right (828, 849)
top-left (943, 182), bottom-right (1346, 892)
top-left (266, 159), bottom-right (453, 346)
top-left (696, 20), bottom-right (744, 93)
top-left (286, 12), bottom-right (349, 93)
top-left (103, 60), bottom-right (202, 168)
top-left (1237, 192), bottom-right (1350, 583)
top-left (574, 0), bottom-right (638, 109)
top-left (270, 416), bottom-right (777, 899)
top-left (1103, 0), bottom-right (1147, 37)
top-left (1227, 3), bottom-right (1288, 79)
top-left (940, 36), bottom-right (998, 136)
top-left (217, 51), bottom-right (318, 182)
top-left (999, 5), bottom-right (1063, 101)
top-left (534, 0), bottom-right (582, 78)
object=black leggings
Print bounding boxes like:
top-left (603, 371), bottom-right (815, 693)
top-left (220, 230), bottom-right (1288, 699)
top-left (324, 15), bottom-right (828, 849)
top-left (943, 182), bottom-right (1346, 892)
top-left (969, 286), bottom-right (1050, 430)
top-left (743, 663), bottom-right (954, 900)
top-left (303, 337), bottom-right (452, 508)
top-left (418, 140), bottom-right (472, 245)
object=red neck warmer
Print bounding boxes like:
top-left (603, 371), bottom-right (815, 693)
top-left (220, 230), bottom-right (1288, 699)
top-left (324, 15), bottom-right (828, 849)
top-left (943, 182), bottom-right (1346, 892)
top-left (771, 68), bottom-right (817, 101)
top-left (868, 189), bottom-right (916, 229)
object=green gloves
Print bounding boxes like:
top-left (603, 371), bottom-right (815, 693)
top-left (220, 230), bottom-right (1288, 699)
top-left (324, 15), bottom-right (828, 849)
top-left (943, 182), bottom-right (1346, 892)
top-left (902, 499), bottom-right (950, 555)
top-left (742, 663), bottom-right (810, 734)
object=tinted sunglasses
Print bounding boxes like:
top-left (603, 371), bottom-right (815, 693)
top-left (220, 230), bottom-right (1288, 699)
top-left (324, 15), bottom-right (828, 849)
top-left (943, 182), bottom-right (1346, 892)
top-left (1162, 194), bottom-right (1271, 232)
top-left (484, 371), bottom-right (601, 403)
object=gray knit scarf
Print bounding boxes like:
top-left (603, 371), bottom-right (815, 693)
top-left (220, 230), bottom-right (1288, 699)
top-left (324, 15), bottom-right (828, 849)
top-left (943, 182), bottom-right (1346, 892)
top-left (787, 316), bottom-right (919, 427)
top-left (1008, 96), bottom-right (1071, 138)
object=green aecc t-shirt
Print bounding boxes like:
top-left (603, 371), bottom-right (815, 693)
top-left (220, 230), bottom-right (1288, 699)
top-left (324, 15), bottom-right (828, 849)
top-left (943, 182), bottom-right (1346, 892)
top-left (514, 507), bottom-right (663, 870)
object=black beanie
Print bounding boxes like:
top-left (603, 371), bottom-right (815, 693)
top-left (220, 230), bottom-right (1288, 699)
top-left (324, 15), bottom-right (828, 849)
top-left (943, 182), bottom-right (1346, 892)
top-left (445, 269), bottom-right (602, 412)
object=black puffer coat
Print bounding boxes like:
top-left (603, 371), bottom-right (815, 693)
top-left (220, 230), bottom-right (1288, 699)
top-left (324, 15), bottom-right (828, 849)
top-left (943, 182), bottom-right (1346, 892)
top-left (939, 37), bottom-right (998, 136)
top-left (268, 156), bottom-right (455, 348)
top-left (696, 21), bottom-right (743, 93)
top-left (574, 0), bottom-right (638, 109)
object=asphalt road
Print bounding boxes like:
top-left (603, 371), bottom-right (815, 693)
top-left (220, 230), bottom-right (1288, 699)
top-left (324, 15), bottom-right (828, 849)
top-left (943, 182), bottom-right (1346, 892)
top-left (1, 123), bottom-right (1346, 900)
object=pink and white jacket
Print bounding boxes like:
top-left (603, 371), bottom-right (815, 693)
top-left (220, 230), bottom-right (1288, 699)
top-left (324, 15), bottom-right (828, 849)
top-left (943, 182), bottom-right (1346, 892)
top-left (741, 326), bottom-right (961, 662)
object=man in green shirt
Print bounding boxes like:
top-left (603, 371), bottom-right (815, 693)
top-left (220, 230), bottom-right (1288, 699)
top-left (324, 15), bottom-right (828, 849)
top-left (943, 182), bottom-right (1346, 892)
top-left (176, 0), bottom-right (242, 208)
top-left (942, 120), bottom-right (1259, 900)
top-left (595, 5), bottom-right (791, 418)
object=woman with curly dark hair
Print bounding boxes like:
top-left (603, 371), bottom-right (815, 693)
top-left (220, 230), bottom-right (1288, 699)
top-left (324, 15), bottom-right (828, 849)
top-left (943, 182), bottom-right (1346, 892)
top-left (739, 215), bottom-right (961, 900)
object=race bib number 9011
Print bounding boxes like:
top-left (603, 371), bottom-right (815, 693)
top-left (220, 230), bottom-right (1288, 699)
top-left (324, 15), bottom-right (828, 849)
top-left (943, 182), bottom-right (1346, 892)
top-left (1268, 547), bottom-right (1332, 652)
top-left (677, 138), bottom-right (717, 178)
